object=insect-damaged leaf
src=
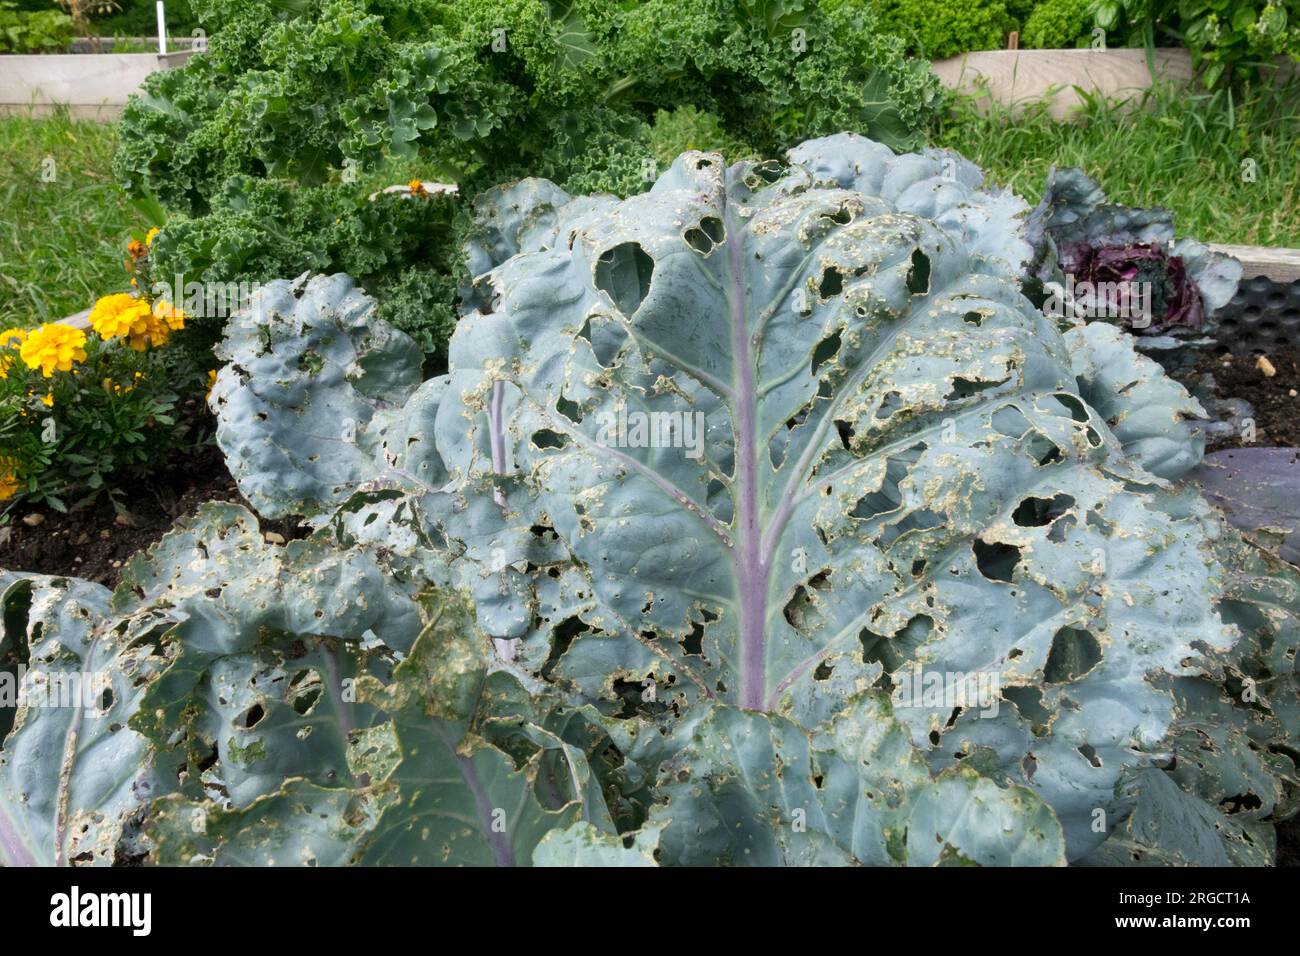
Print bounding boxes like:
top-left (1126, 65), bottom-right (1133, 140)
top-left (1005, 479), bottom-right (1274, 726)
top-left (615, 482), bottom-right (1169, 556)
top-left (4, 134), bottom-right (1294, 867)
top-left (436, 135), bottom-right (1239, 860)
top-left (210, 273), bottom-right (424, 520)
top-left (649, 698), bottom-right (1064, 866)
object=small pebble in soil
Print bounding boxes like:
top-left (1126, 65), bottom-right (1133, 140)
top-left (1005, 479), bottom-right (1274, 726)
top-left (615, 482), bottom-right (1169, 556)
top-left (1257, 355), bottom-right (1277, 378)
top-left (22, 513), bottom-right (44, 527)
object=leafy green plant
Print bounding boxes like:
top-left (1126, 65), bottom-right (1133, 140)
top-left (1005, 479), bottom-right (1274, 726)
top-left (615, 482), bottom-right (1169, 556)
top-left (0, 2), bottom-right (72, 51)
top-left (0, 315), bottom-right (209, 514)
top-left (113, 0), bottom-right (944, 367)
top-left (140, 176), bottom-right (464, 359)
top-left (870, 0), bottom-right (1016, 58)
top-left (1022, 0), bottom-right (1096, 47)
top-left (0, 233), bottom-right (214, 514)
top-left (1091, 0), bottom-right (1299, 87)
top-left (2, 136), bottom-right (1292, 866)
top-left (1025, 165), bottom-right (1241, 342)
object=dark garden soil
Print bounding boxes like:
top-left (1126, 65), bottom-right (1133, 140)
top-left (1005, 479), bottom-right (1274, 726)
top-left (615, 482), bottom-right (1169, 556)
top-left (0, 445), bottom-right (304, 589)
top-left (1196, 346), bottom-right (1300, 451)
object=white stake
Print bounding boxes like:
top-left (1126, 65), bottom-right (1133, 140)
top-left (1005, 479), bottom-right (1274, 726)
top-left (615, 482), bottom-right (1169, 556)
top-left (156, 1), bottom-right (167, 56)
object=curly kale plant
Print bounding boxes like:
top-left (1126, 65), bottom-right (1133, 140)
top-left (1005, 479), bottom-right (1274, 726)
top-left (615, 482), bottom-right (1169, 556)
top-left (118, 0), bottom-right (940, 206)
top-left (2, 136), bottom-right (1294, 867)
top-left (870, 0), bottom-right (1016, 59)
top-left (113, 0), bottom-right (943, 365)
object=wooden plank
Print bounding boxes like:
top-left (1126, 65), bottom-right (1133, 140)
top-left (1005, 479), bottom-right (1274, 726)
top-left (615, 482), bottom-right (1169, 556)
top-left (931, 48), bottom-right (1195, 118)
top-left (0, 52), bottom-right (188, 114)
top-left (1210, 244), bottom-right (1300, 283)
top-left (61, 308), bottom-right (92, 330)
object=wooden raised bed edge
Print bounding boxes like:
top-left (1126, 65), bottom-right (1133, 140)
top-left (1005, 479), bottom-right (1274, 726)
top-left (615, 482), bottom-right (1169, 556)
top-left (930, 48), bottom-right (1195, 119)
top-left (1209, 245), bottom-right (1300, 284)
top-left (0, 50), bottom-right (194, 119)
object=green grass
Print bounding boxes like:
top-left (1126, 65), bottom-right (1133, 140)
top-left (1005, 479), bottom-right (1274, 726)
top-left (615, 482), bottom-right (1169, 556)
top-left (0, 107), bottom-right (141, 332)
top-left (932, 80), bottom-right (1300, 247)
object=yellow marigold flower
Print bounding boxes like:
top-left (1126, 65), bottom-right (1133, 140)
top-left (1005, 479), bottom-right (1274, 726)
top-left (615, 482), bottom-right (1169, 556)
top-left (153, 300), bottom-right (186, 332)
top-left (146, 227), bottom-right (161, 247)
top-left (90, 293), bottom-right (152, 342)
top-left (408, 179), bottom-right (428, 198)
top-left (0, 327), bottom-right (26, 380)
top-left (129, 313), bottom-right (168, 351)
top-left (41, 392), bottom-right (53, 407)
top-left (205, 368), bottom-right (217, 400)
top-left (0, 459), bottom-right (19, 502)
top-left (19, 324), bottom-right (86, 378)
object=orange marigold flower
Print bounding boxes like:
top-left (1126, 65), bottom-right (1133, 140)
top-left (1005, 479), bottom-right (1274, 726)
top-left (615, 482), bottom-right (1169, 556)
top-left (408, 179), bottom-right (428, 198)
top-left (153, 299), bottom-right (186, 332)
top-left (0, 458), bottom-right (19, 502)
top-left (19, 324), bottom-right (86, 378)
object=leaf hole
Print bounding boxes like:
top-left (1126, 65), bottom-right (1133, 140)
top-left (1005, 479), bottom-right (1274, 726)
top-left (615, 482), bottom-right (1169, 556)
top-left (1012, 493), bottom-right (1075, 527)
top-left (972, 539), bottom-right (1020, 582)
top-left (906, 249), bottom-right (931, 295)
top-left (810, 330), bottom-right (842, 376)
top-left (1044, 626), bottom-right (1102, 682)
top-left (818, 267), bottom-right (844, 299)
top-left (240, 704), bottom-right (266, 730)
top-left (595, 242), bottom-right (654, 317)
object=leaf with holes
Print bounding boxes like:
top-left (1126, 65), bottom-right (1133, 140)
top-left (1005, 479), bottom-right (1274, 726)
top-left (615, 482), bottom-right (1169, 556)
top-left (648, 698), bottom-right (1065, 866)
top-left (0, 574), bottom-right (157, 866)
top-left (436, 134), bottom-right (1243, 861)
top-left (210, 273), bottom-right (424, 521)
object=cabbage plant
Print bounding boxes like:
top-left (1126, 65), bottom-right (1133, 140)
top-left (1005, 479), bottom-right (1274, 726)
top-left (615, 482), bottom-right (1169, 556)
top-left (1, 136), bottom-right (1295, 867)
